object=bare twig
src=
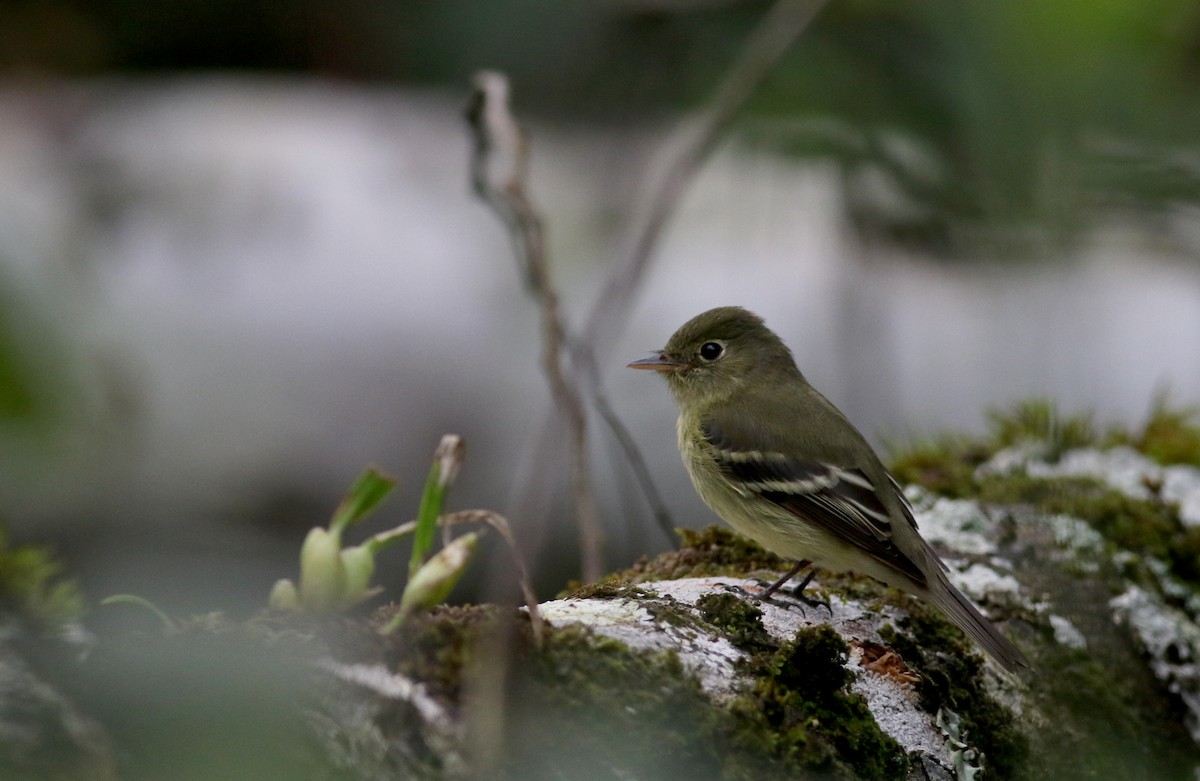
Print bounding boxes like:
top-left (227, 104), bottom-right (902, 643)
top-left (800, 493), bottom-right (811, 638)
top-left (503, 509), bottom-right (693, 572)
top-left (466, 71), bottom-right (604, 583)
top-left (513, 0), bottom-right (829, 549)
top-left (572, 345), bottom-right (677, 545)
top-left (580, 0), bottom-right (830, 351)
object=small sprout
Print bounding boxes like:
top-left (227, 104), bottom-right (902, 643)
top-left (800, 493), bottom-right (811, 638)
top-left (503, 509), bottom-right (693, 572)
top-left (298, 527), bottom-right (346, 613)
top-left (267, 579), bottom-right (300, 612)
top-left (339, 545), bottom-right (379, 606)
top-left (435, 434), bottom-right (466, 490)
top-left (0, 526), bottom-right (85, 626)
top-left (266, 437), bottom-right (538, 636)
top-left (382, 531), bottom-right (480, 635)
top-left (271, 466), bottom-right (399, 615)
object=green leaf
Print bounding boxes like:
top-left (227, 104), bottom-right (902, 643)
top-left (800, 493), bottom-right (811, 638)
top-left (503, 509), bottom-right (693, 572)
top-left (409, 435), bottom-right (465, 579)
top-left (410, 462), bottom-right (444, 579)
top-left (0, 527), bottom-right (84, 625)
top-left (330, 467), bottom-right (397, 536)
top-left (384, 531), bottom-right (479, 634)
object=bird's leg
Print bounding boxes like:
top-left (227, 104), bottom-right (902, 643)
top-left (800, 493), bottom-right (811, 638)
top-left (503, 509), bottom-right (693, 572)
top-left (784, 568), bottom-right (832, 616)
top-left (723, 560), bottom-right (827, 613)
top-left (758, 559), bottom-right (811, 600)
top-left (734, 560), bottom-right (831, 615)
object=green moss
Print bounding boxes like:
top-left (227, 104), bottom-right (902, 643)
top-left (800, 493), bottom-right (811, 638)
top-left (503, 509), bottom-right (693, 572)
top-left (696, 592), bottom-right (775, 653)
top-left (887, 399), bottom-right (1100, 497)
top-left (728, 626), bottom-right (908, 781)
top-left (374, 595), bottom-right (912, 780)
top-left (506, 623), bottom-right (731, 780)
top-left (985, 399), bottom-right (1098, 457)
top-left (611, 525), bottom-right (791, 583)
top-left (0, 524), bottom-right (84, 626)
top-left (891, 397), bottom-right (1200, 492)
top-left (642, 594), bottom-right (708, 631)
top-left (1024, 640), bottom-right (1198, 781)
top-left (879, 600), bottom-right (1026, 779)
top-left (1128, 394), bottom-right (1200, 467)
top-left (887, 435), bottom-right (992, 498)
top-left (380, 604), bottom-right (499, 703)
top-left (560, 580), bottom-right (654, 600)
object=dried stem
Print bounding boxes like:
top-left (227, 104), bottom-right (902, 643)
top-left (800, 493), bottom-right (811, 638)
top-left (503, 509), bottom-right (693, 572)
top-left (442, 509), bottom-right (543, 645)
top-left (466, 71), bottom-right (604, 583)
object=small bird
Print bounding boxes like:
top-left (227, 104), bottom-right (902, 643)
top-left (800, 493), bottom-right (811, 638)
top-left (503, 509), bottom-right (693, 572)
top-left (629, 306), bottom-right (1028, 673)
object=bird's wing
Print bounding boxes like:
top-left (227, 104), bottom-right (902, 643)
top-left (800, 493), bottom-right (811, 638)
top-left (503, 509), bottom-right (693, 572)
top-left (701, 416), bottom-right (929, 587)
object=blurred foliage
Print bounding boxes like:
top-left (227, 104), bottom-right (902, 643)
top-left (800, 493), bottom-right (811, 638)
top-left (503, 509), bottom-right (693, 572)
top-left (740, 0), bottom-right (1200, 255)
top-left (3, 1), bottom-right (1197, 256)
top-left (0, 289), bottom-right (58, 428)
top-left (1117, 392), bottom-right (1200, 468)
top-left (985, 398), bottom-right (1098, 459)
top-left (0, 522), bottom-right (84, 625)
top-left (0, 306), bottom-right (41, 421)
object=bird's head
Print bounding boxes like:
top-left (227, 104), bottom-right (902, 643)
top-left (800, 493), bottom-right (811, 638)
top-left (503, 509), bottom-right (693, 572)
top-left (628, 306), bottom-right (799, 407)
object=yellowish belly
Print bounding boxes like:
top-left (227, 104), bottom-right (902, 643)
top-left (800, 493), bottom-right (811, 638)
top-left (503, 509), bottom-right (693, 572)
top-left (677, 415), bottom-right (873, 577)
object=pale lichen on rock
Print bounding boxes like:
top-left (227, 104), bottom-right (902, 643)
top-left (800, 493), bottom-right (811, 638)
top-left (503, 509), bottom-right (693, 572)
top-left (1109, 586), bottom-right (1200, 741)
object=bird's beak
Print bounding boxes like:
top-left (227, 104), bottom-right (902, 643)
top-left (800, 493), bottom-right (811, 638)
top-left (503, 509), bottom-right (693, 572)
top-left (627, 352), bottom-right (682, 372)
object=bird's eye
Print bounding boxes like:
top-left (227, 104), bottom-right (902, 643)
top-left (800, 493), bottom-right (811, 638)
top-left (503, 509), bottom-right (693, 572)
top-left (698, 341), bottom-right (724, 361)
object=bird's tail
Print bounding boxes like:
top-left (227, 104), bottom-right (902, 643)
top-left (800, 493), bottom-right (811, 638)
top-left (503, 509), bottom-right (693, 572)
top-left (925, 566), bottom-right (1029, 674)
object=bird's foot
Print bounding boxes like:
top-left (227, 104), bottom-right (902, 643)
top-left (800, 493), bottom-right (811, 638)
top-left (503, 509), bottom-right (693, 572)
top-left (788, 585), bottom-right (833, 618)
top-left (722, 578), bottom-right (829, 615)
top-left (721, 581), bottom-right (801, 610)
top-left (781, 571), bottom-right (833, 617)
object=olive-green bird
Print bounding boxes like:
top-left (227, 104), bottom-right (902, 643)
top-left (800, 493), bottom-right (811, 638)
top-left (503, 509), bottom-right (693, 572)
top-left (629, 306), bottom-right (1027, 673)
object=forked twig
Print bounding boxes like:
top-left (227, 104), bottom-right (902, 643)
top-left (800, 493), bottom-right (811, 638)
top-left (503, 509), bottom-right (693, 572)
top-left (466, 72), bottom-right (604, 583)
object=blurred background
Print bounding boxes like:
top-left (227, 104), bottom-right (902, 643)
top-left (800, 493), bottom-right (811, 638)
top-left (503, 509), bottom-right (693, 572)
top-left (2, 0), bottom-right (1200, 614)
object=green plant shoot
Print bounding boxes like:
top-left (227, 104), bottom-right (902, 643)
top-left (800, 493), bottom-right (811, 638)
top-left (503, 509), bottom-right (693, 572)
top-left (269, 466), bottom-right (396, 614)
top-left (410, 435), bottom-right (465, 579)
top-left (384, 531), bottom-right (479, 634)
top-left (330, 467), bottom-right (397, 537)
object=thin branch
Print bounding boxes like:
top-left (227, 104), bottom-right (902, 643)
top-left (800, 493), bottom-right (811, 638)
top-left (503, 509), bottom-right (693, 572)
top-left (513, 0), bottom-right (828, 548)
top-left (572, 344), bottom-right (677, 546)
top-left (466, 72), bottom-right (604, 583)
top-left (581, 0), bottom-right (830, 352)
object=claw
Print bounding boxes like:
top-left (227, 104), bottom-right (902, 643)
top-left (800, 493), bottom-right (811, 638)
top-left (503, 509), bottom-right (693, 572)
top-left (719, 561), bottom-right (835, 617)
top-left (720, 582), bottom-right (801, 611)
top-left (792, 587), bottom-right (833, 618)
